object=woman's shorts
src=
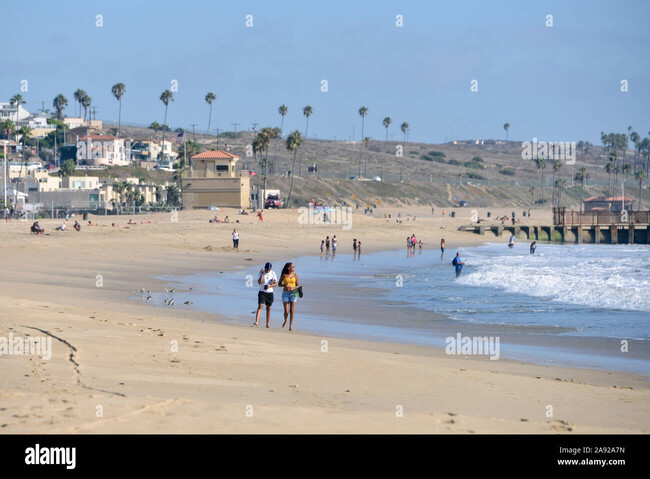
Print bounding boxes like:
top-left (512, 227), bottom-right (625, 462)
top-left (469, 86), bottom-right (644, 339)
top-left (282, 290), bottom-right (297, 303)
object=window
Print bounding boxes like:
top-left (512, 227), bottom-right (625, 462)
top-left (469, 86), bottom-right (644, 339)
top-left (216, 165), bottom-right (229, 171)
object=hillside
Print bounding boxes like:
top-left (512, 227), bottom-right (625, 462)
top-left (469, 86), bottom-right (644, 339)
top-left (113, 124), bottom-right (646, 209)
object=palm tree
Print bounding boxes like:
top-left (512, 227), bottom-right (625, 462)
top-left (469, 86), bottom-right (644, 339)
top-left (81, 94), bottom-right (92, 122)
top-left (285, 130), bottom-right (303, 207)
top-left (363, 136), bottom-right (370, 177)
top-left (358, 106), bottom-right (368, 141)
top-left (503, 122), bottom-right (510, 141)
top-left (1, 119), bottom-right (16, 140)
top-left (382, 117), bottom-right (392, 151)
top-left (10, 94), bottom-right (25, 117)
top-left (400, 122), bottom-right (409, 143)
top-left (278, 104), bottom-right (288, 133)
top-left (111, 83), bottom-right (126, 137)
top-left (575, 167), bottom-right (588, 212)
top-left (634, 170), bottom-right (645, 210)
top-left (73, 89), bottom-right (86, 118)
top-left (534, 156), bottom-right (547, 204)
top-left (205, 92), bottom-right (216, 133)
top-left (605, 158), bottom-right (615, 198)
top-left (552, 159), bottom-right (562, 207)
top-left (555, 178), bottom-right (567, 207)
top-left (159, 90), bottom-right (174, 163)
top-left (149, 121), bottom-right (161, 133)
top-left (302, 106), bottom-right (313, 139)
top-left (17, 125), bottom-right (31, 185)
top-left (52, 94), bottom-right (68, 120)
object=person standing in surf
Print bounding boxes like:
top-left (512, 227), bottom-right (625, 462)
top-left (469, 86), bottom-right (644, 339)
top-left (508, 234), bottom-right (516, 249)
top-left (452, 252), bottom-right (465, 278)
top-left (253, 262), bottom-right (278, 328)
top-left (279, 262), bottom-right (299, 331)
top-left (530, 241), bottom-right (537, 254)
top-left (440, 238), bottom-right (446, 259)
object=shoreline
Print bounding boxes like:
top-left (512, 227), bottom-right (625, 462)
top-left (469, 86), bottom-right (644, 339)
top-left (1, 207), bottom-right (648, 433)
top-left (141, 247), bottom-right (650, 377)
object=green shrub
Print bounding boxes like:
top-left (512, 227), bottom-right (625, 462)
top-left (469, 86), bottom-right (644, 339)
top-left (428, 150), bottom-right (446, 158)
top-left (465, 172), bottom-right (485, 180)
top-left (472, 156), bottom-right (484, 163)
top-left (499, 168), bottom-right (515, 176)
top-left (464, 160), bottom-right (485, 169)
top-left (447, 159), bottom-right (461, 166)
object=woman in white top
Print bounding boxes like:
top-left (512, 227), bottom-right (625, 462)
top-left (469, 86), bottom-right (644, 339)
top-left (232, 229), bottom-right (239, 249)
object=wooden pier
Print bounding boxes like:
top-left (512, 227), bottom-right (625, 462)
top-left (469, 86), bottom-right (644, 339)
top-left (459, 209), bottom-right (650, 245)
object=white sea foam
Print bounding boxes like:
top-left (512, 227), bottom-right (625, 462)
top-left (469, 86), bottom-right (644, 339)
top-left (458, 243), bottom-right (650, 312)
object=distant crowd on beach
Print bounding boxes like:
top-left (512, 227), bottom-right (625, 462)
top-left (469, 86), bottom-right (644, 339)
top-left (319, 235), bottom-right (363, 259)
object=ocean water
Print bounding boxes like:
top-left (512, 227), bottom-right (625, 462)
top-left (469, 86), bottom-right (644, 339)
top-left (144, 243), bottom-right (650, 375)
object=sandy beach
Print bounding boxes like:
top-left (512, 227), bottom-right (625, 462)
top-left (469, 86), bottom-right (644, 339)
top-left (1, 207), bottom-right (648, 433)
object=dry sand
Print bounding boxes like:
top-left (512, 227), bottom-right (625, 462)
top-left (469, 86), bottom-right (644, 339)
top-left (0, 206), bottom-right (648, 433)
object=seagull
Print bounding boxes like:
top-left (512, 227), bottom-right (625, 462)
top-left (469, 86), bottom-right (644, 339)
top-left (184, 301), bottom-right (193, 305)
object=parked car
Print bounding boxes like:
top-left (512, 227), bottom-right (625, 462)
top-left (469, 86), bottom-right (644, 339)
top-left (264, 194), bottom-right (283, 209)
top-left (457, 200), bottom-right (469, 207)
top-left (373, 176), bottom-right (382, 181)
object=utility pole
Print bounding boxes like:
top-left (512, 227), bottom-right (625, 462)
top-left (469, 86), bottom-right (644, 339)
top-left (189, 124), bottom-right (197, 142)
top-left (231, 123), bottom-right (240, 137)
top-left (252, 123), bottom-right (258, 132)
top-left (216, 128), bottom-right (220, 150)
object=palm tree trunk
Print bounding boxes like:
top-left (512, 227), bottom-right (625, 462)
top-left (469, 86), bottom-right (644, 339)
top-left (286, 150), bottom-right (298, 207)
top-left (207, 104), bottom-right (212, 134)
top-left (118, 99), bottom-right (122, 137)
top-left (161, 105), bottom-right (168, 164)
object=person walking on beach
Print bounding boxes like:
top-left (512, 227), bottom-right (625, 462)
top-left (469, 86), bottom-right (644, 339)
top-left (257, 210), bottom-right (263, 222)
top-left (440, 238), bottom-right (446, 259)
top-left (418, 240), bottom-right (423, 253)
top-left (279, 262), bottom-right (299, 331)
top-left (325, 236), bottom-right (330, 255)
top-left (452, 252), bottom-right (465, 278)
top-left (4, 207), bottom-right (9, 222)
top-left (253, 262), bottom-right (277, 328)
top-left (332, 235), bottom-right (338, 256)
top-left (232, 229), bottom-right (239, 250)
top-left (357, 241), bottom-right (362, 257)
top-left (320, 240), bottom-right (324, 254)
top-left (353, 238), bottom-right (358, 259)
top-left (530, 241), bottom-right (537, 254)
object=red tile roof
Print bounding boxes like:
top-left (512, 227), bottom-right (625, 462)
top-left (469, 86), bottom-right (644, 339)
top-left (191, 150), bottom-right (239, 160)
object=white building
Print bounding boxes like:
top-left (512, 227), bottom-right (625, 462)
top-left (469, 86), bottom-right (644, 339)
top-left (0, 102), bottom-right (30, 123)
top-left (76, 135), bottom-right (129, 167)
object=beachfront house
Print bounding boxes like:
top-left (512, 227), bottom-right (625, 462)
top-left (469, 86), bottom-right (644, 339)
top-left (583, 196), bottom-right (634, 212)
top-left (181, 150), bottom-right (250, 209)
top-left (0, 102), bottom-right (30, 123)
top-left (76, 134), bottom-right (129, 167)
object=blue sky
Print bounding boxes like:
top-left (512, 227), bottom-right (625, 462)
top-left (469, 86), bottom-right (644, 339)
top-left (2, 0), bottom-right (649, 144)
